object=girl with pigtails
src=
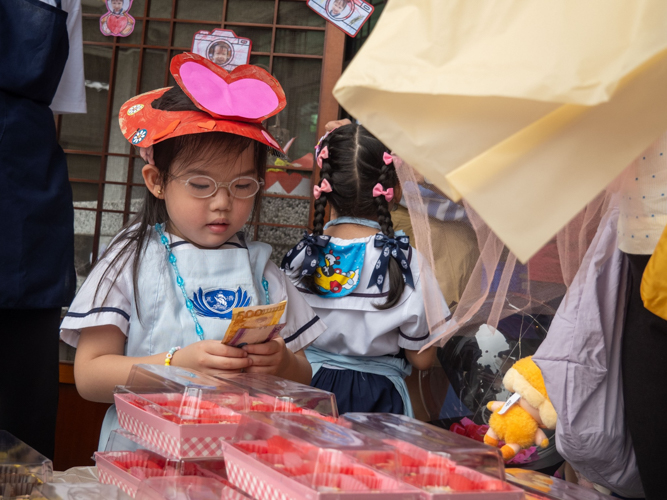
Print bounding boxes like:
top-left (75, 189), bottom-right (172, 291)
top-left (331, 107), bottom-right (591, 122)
top-left (281, 122), bottom-right (449, 416)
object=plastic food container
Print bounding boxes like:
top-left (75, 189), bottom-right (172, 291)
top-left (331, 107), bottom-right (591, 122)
top-left (216, 372), bottom-right (338, 419)
top-left (222, 413), bottom-right (423, 499)
top-left (340, 413), bottom-right (525, 499)
top-left (505, 468), bottom-right (613, 500)
top-left (378, 438), bottom-right (524, 499)
top-left (341, 413), bottom-right (505, 476)
top-left (0, 430), bottom-right (53, 498)
top-left (135, 476), bottom-right (251, 500)
top-left (30, 482), bottom-right (132, 500)
top-left (95, 429), bottom-right (231, 497)
top-left (114, 365), bottom-right (249, 458)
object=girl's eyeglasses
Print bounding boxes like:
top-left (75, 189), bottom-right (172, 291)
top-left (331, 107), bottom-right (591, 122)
top-left (182, 175), bottom-right (264, 199)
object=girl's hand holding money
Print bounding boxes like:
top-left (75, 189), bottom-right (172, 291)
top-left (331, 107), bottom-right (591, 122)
top-left (173, 340), bottom-right (253, 376)
top-left (242, 338), bottom-right (287, 375)
top-left (243, 339), bottom-right (313, 385)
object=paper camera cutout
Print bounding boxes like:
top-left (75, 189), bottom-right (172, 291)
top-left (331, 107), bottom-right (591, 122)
top-left (191, 29), bottom-right (252, 71)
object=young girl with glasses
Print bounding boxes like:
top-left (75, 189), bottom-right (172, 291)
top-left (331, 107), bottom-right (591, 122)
top-left (281, 122), bottom-right (449, 417)
top-left (60, 53), bottom-right (326, 447)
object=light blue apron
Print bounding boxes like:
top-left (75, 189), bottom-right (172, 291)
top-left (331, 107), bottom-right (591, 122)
top-left (98, 231), bottom-right (272, 450)
top-left (305, 346), bottom-right (414, 417)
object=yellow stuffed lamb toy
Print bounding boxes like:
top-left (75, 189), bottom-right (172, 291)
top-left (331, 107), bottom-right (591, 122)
top-left (484, 356), bottom-right (557, 460)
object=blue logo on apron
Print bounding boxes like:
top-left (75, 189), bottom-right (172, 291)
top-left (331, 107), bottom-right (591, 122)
top-left (192, 287), bottom-right (251, 319)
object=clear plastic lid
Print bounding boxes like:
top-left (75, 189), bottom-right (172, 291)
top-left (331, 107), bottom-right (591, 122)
top-left (216, 373), bottom-right (338, 418)
top-left (115, 364), bottom-right (249, 423)
top-left (31, 482), bottom-right (132, 500)
top-left (135, 476), bottom-right (251, 500)
top-left (230, 413), bottom-right (419, 495)
top-left (0, 430), bottom-right (53, 497)
top-left (505, 468), bottom-right (614, 500)
top-left (99, 429), bottom-right (228, 482)
top-left (341, 413), bottom-right (505, 479)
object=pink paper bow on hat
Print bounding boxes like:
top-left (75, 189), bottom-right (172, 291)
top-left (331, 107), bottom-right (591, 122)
top-left (313, 179), bottom-right (333, 199)
top-left (373, 183), bottom-right (394, 202)
top-left (383, 152), bottom-right (393, 165)
top-left (317, 146), bottom-right (329, 169)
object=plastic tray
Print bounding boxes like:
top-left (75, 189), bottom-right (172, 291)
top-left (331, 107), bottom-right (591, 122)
top-left (114, 365), bottom-right (249, 458)
top-left (31, 482), bottom-right (132, 499)
top-left (0, 430), bottom-right (53, 498)
top-left (505, 468), bottom-right (613, 500)
top-left (216, 372), bottom-right (338, 419)
top-left (341, 413), bottom-right (505, 478)
top-left (96, 429), bottom-right (229, 497)
top-left (135, 476), bottom-right (251, 500)
top-left (382, 439), bottom-right (525, 499)
top-left (223, 414), bottom-right (422, 499)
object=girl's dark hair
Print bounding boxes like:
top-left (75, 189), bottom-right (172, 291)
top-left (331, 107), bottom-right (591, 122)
top-left (309, 123), bottom-right (404, 309)
top-left (94, 85), bottom-right (268, 318)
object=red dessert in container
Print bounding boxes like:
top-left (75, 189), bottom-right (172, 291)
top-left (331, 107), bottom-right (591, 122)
top-left (222, 414), bottom-right (422, 499)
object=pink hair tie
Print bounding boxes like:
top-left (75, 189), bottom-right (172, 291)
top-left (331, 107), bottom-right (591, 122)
top-left (317, 146), bottom-right (329, 169)
top-left (313, 179), bottom-right (333, 199)
top-left (373, 183), bottom-right (394, 202)
top-left (383, 152), bottom-right (393, 165)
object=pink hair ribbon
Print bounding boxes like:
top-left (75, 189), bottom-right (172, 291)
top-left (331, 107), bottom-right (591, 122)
top-left (313, 178), bottom-right (333, 199)
top-left (383, 152), bottom-right (393, 165)
top-left (373, 183), bottom-right (394, 202)
top-left (317, 146), bottom-right (329, 169)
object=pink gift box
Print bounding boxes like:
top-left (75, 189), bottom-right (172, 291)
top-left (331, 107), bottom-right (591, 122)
top-left (115, 393), bottom-right (240, 458)
top-left (222, 441), bottom-right (422, 500)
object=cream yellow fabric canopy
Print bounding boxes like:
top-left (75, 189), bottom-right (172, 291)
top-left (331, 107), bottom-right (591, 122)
top-left (334, 0), bottom-right (667, 262)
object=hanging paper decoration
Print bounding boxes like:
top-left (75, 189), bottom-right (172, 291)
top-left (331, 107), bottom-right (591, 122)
top-left (191, 29), bottom-right (252, 72)
top-left (307, 0), bottom-right (374, 38)
top-left (100, 0), bottom-right (135, 37)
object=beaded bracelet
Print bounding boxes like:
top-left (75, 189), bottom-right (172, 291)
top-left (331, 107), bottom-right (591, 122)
top-left (165, 346), bottom-right (181, 366)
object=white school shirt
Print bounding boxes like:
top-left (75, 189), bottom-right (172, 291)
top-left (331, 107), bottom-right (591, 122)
top-left (283, 234), bottom-right (449, 357)
top-left (61, 230), bottom-right (325, 355)
top-left (50, 0), bottom-right (87, 114)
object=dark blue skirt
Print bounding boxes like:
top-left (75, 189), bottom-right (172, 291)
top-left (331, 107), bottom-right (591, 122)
top-left (312, 368), bottom-right (404, 415)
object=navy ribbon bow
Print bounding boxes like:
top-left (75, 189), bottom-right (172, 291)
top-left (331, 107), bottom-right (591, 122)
top-left (281, 231), bottom-right (332, 276)
top-left (368, 233), bottom-right (414, 292)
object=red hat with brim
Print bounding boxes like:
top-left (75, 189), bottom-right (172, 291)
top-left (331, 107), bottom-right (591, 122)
top-left (119, 52), bottom-right (286, 153)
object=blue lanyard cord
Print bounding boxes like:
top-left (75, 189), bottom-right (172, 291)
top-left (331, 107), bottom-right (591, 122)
top-left (155, 223), bottom-right (205, 341)
top-left (154, 223), bottom-right (271, 340)
top-left (262, 277), bottom-right (270, 305)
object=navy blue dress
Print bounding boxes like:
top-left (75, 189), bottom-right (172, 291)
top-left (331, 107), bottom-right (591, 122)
top-left (312, 367), bottom-right (405, 415)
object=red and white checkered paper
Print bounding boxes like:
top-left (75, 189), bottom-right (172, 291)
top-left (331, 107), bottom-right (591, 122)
top-left (225, 454), bottom-right (293, 500)
top-left (98, 463), bottom-right (138, 497)
top-left (118, 410), bottom-right (222, 458)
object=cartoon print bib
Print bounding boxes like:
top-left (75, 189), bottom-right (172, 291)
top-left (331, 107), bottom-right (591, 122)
top-left (313, 241), bottom-right (365, 297)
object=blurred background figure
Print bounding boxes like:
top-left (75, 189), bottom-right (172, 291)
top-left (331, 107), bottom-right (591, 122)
top-left (0, 0), bottom-right (85, 458)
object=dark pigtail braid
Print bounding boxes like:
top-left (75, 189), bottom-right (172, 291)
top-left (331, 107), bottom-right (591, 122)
top-left (303, 123), bottom-right (406, 308)
top-left (305, 155), bottom-right (334, 295)
top-left (374, 159), bottom-right (405, 310)
top-left (312, 158), bottom-right (333, 238)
